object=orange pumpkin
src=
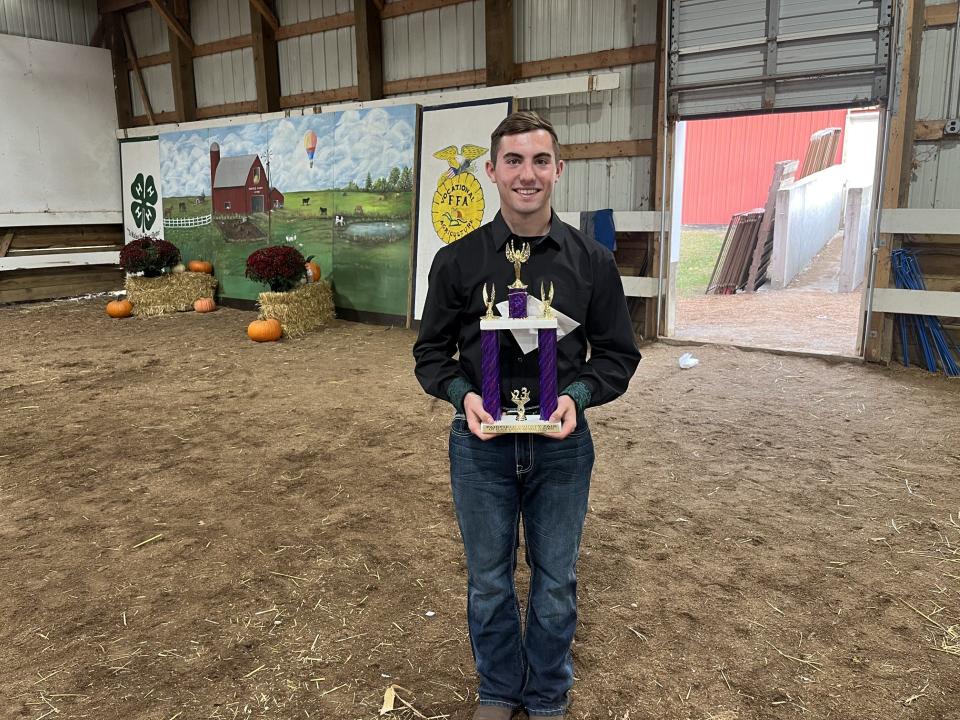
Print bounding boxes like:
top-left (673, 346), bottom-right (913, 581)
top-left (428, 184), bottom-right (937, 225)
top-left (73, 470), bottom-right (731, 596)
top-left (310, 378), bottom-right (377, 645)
top-left (106, 298), bottom-right (133, 318)
top-left (247, 318), bottom-right (282, 342)
top-left (187, 259), bottom-right (214, 274)
top-left (194, 297), bottom-right (216, 313)
top-left (305, 255), bottom-right (321, 283)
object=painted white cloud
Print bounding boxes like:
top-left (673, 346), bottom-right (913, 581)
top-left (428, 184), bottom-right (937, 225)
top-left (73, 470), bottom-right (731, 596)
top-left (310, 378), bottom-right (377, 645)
top-left (158, 106), bottom-right (416, 197)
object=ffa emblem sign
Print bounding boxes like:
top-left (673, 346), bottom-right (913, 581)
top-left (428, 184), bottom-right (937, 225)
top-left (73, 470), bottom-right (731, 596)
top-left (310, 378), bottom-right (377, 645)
top-left (430, 144), bottom-right (488, 244)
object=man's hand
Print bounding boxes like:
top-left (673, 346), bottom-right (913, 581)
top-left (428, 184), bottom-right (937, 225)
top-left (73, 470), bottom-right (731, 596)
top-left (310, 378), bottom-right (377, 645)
top-left (544, 395), bottom-right (577, 440)
top-left (463, 392), bottom-right (496, 441)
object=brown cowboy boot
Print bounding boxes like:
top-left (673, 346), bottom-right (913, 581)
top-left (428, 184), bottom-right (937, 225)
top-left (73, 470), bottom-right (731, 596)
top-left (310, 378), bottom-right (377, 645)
top-left (472, 706), bottom-right (517, 720)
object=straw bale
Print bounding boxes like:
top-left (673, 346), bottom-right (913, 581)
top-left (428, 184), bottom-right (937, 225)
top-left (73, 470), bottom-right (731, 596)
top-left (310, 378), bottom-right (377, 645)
top-left (125, 272), bottom-right (218, 317)
top-left (258, 281), bottom-right (335, 337)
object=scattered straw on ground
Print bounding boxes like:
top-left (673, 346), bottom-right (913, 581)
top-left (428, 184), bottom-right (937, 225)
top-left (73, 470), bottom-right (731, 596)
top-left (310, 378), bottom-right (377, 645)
top-left (125, 272), bottom-right (217, 317)
top-left (258, 281), bottom-right (335, 337)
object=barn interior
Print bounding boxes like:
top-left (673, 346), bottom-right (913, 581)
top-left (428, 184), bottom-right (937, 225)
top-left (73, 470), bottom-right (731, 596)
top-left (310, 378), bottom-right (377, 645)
top-left (2, 1), bottom-right (960, 719)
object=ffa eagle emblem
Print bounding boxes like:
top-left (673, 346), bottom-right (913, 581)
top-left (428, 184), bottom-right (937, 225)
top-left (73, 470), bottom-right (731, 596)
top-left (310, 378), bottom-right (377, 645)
top-left (430, 144), bottom-right (487, 244)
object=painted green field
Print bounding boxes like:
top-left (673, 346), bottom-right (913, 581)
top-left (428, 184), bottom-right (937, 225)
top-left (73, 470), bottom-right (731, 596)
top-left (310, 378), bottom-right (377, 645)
top-left (677, 227), bottom-right (726, 297)
top-left (161, 191), bottom-right (414, 315)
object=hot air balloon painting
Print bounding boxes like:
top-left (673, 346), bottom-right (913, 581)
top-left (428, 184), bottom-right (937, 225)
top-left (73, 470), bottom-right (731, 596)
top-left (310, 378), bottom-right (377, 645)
top-left (304, 130), bottom-right (317, 168)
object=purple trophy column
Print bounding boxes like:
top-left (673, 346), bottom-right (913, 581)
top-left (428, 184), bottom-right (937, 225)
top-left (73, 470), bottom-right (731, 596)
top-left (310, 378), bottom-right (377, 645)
top-left (538, 328), bottom-right (558, 421)
top-left (508, 288), bottom-right (527, 319)
top-left (481, 330), bottom-right (502, 420)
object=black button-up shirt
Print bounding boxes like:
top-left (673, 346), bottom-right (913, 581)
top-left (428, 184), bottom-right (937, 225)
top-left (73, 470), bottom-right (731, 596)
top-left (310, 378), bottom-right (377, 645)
top-left (413, 211), bottom-right (640, 410)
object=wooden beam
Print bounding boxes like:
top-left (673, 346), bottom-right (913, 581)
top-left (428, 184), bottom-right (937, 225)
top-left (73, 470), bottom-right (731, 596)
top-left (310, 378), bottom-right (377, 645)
top-left (279, 86), bottom-right (359, 108)
top-left (560, 139), bottom-right (654, 161)
top-left (355, 0), bottom-right (384, 101)
top-left (516, 45), bottom-right (657, 79)
top-left (872, 288), bottom-right (960, 317)
top-left (147, 0), bottom-right (194, 51)
top-left (196, 101), bottom-right (259, 119)
top-left (485, 0), bottom-right (515, 86)
top-left (90, 17), bottom-right (105, 47)
top-left (915, 120), bottom-right (947, 141)
top-left (126, 51), bottom-right (170, 69)
top-left (193, 35), bottom-right (254, 57)
top-left (865, 0), bottom-right (924, 363)
top-left (250, 1), bottom-right (281, 113)
top-left (98, 0), bottom-right (148, 11)
top-left (107, 14), bottom-right (133, 128)
top-left (381, 0), bottom-right (472, 18)
top-left (880, 209), bottom-right (960, 235)
top-left (276, 12), bottom-right (354, 41)
top-left (168, 0), bottom-right (196, 122)
top-left (249, 0), bottom-right (279, 33)
top-left (925, 2), bottom-right (958, 28)
top-left (384, 69), bottom-right (485, 95)
top-left (120, 13), bottom-right (154, 125)
top-left (0, 231), bottom-right (14, 258)
top-left (129, 110), bottom-right (178, 126)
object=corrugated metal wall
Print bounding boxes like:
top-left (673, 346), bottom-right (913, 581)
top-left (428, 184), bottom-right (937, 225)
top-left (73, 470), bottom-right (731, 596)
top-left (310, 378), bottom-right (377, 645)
top-left (126, 6), bottom-right (174, 116)
top-left (910, 0), bottom-right (960, 209)
top-left (0, 0), bottom-right (98, 44)
top-left (682, 109), bottom-right (848, 225)
top-left (192, 0), bottom-right (256, 108)
top-left (277, 0), bottom-right (356, 96)
top-left (383, 0), bottom-right (483, 81)
top-left (517, 0), bottom-right (658, 211)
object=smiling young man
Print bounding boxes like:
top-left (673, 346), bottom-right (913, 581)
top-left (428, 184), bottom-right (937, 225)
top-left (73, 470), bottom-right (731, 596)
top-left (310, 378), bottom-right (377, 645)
top-left (413, 111), bottom-right (640, 719)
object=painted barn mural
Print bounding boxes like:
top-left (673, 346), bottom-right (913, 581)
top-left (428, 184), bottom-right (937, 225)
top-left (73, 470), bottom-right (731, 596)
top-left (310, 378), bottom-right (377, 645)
top-left (158, 106), bottom-right (417, 318)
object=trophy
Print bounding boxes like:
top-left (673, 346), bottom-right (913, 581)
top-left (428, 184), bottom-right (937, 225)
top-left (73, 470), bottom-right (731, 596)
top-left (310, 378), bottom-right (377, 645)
top-left (479, 240), bottom-right (561, 434)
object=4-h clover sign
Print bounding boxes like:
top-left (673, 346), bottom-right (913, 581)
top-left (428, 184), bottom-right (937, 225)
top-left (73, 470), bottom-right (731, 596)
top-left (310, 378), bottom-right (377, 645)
top-left (130, 173), bottom-right (159, 231)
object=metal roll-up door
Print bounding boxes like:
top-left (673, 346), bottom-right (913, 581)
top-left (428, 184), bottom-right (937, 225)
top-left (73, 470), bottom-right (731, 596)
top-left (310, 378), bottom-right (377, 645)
top-left (669, 0), bottom-right (893, 118)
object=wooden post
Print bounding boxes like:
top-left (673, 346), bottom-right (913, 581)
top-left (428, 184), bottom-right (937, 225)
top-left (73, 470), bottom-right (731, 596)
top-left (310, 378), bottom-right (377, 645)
top-left (250, 0), bottom-right (281, 113)
top-left (107, 14), bottom-right (133, 128)
top-left (647, 0), bottom-right (669, 340)
top-left (169, 0), bottom-right (196, 122)
top-left (865, 0), bottom-right (924, 362)
top-left (485, 0), bottom-right (516, 86)
top-left (120, 14), bottom-right (153, 124)
top-left (355, 0), bottom-right (383, 101)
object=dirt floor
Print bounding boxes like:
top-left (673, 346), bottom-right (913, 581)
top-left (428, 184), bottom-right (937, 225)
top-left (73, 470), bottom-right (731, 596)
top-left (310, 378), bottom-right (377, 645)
top-left (675, 232), bottom-right (864, 356)
top-left (3, 298), bottom-right (960, 720)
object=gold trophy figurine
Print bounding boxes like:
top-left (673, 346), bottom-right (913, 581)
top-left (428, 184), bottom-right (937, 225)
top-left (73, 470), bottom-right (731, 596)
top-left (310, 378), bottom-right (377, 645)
top-left (506, 240), bottom-right (531, 289)
top-left (482, 283), bottom-right (496, 319)
top-left (510, 387), bottom-right (531, 422)
top-left (540, 282), bottom-right (555, 319)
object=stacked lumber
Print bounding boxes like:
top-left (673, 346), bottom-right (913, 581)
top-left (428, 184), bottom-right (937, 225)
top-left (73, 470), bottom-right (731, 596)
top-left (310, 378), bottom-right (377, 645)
top-left (706, 210), bottom-right (765, 295)
top-left (745, 159), bottom-right (799, 292)
top-left (797, 128), bottom-right (842, 179)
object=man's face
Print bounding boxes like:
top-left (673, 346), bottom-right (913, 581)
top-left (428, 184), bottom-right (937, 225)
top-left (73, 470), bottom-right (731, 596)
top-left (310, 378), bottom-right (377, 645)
top-left (485, 129), bottom-right (564, 222)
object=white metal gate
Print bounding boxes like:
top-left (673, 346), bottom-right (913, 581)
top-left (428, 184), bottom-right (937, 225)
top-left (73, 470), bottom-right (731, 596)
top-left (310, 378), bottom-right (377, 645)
top-left (668, 0), bottom-right (894, 118)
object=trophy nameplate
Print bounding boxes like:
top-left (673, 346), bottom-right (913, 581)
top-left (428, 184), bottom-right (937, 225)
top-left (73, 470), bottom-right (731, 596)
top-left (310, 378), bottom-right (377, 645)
top-left (478, 241), bottom-right (561, 434)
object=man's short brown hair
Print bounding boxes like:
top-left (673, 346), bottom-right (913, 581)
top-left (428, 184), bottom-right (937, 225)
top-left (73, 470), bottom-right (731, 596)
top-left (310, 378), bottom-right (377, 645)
top-left (490, 111), bottom-right (561, 166)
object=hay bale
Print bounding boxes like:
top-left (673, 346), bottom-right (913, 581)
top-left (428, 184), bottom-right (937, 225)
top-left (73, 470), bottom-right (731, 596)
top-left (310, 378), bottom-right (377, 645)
top-left (125, 272), bottom-right (218, 317)
top-left (258, 281), bottom-right (335, 337)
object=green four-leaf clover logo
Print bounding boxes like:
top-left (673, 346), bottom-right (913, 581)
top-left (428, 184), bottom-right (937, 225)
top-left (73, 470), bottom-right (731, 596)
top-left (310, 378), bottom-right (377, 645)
top-left (130, 173), bottom-right (159, 231)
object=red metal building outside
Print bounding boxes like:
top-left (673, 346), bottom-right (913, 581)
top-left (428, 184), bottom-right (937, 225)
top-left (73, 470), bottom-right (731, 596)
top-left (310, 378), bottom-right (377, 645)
top-left (681, 109), bottom-right (848, 226)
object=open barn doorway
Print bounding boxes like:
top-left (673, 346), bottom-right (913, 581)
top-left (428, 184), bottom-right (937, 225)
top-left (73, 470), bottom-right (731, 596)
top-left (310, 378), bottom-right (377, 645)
top-left (666, 108), bottom-right (881, 356)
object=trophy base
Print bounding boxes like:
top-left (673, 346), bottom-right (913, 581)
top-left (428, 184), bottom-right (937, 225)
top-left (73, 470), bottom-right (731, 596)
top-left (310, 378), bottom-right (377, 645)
top-left (481, 414), bottom-right (562, 434)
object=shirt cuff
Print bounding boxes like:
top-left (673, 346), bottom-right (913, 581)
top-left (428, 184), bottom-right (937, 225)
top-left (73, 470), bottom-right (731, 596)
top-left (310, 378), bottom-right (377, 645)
top-left (560, 381), bottom-right (592, 413)
top-left (446, 376), bottom-right (477, 414)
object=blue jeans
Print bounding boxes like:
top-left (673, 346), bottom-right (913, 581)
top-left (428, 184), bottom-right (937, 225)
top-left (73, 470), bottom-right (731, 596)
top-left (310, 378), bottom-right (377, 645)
top-left (448, 415), bottom-right (594, 716)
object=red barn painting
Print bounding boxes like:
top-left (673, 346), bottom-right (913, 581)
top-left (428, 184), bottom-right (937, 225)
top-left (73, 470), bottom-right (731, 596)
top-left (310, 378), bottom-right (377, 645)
top-left (210, 142), bottom-right (273, 214)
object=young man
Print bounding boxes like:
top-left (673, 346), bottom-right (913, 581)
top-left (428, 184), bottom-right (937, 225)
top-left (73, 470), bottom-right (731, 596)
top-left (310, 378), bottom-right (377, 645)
top-left (413, 111), bottom-right (640, 719)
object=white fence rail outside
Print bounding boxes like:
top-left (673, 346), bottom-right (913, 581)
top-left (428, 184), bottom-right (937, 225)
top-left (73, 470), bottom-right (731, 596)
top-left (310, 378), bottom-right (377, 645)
top-left (163, 214), bottom-right (212, 228)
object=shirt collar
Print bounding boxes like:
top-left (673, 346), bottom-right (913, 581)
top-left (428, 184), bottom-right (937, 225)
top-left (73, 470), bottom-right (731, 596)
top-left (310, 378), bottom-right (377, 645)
top-left (491, 211), bottom-right (564, 252)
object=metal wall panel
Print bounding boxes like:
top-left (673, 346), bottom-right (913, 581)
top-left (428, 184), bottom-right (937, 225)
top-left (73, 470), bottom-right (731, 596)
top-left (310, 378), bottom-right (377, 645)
top-left (126, 6), bottom-right (169, 55)
top-left (130, 64), bottom-right (176, 115)
top-left (0, 0), bottom-right (98, 45)
top-left (383, 0), bottom-right (482, 81)
top-left (191, 0), bottom-right (256, 107)
top-left (277, 0), bottom-right (355, 95)
top-left (671, 0), bottom-right (891, 118)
